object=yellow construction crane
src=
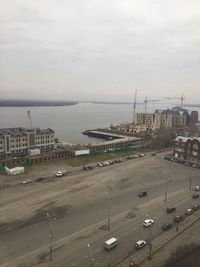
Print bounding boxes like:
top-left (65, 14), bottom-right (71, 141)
top-left (163, 93), bottom-right (185, 107)
top-left (133, 89), bottom-right (138, 123)
top-left (144, 97), bottom-right (160, 113)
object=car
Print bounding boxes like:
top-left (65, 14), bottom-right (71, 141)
top-left (83, 165), bottom-right (93, 170)
top-left (135, 240), bottom-right (147, 250)
top-left (185, 208), bottom-right (194, 215)
top-left (138, 153), bottom-right (145, 157)
top-left (162, 223), bottom-right (172, 231)
top-left (195, 185), bottom-right (200, 191)
top-left (97, 162), bottom-right (103, 167)
top-left (56, 171), bottom-right (64, 177)
top-left (21, 179), bottom-right (32, 184)
top-left (192, 193), bottom-right (199, 199)
top-left (143, 219), bottom-right (154, 227)
top-left (174, 215), bottom-right (184, 222)
top-left (138, 191), bottom-right (147, 197)
top-left (192, 204), bottom-right (200, 211)
top-left (164, 155), bottom-right (171, 160)
top-left (166, 206), bottom-right (176, 213)
top-left (104, 237), bottom-right (118, 250)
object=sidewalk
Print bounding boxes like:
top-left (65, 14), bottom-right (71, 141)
top-left (116, 210), bottom-right (200, 267)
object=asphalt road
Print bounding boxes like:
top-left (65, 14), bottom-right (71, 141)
top-left (54, 190), bottom-right (199, 267)
top-left (0, 154), bottom-right (199, 266)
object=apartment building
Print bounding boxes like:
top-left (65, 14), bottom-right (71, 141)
top-left (0, 127), bottom-right (55, 158)
top-left (173, 136), bottom-right (200, 164)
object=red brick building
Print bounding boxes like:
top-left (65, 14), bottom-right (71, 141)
top-left (173, 136), bottom-right (200, 164)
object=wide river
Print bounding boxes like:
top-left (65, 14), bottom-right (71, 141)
top-left (0, 103), bottom-right (198, 144)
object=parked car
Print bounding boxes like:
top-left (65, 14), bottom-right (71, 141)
top-left (185, 208), bottom-right (194, 215)
top-left (192, 193), bottom-right (199, 199)
top-left (162, 223), bottom-right (172, 231)
top-left (174, 215), bottom-right (184, 222)
top-left (83, 165), bottom-right (93, 170)
top-left (143, 219), bottom-right (154, 227)
top-left (135, 240), bottom-right (147, 250)
top-left (21, 179), bottom-right (32, 184)
top-left (56, 171), bottom-right (64, 177)
top-left (138, 153), bottom-right (145, 157)
top-left (138, 191), bottom-right (147, 197)
top-left (97, 162), bottom-right (103, 167)
top-left (192, 204), bottom-right (200, 211)
top-left (166, 206), bottom-right (176, 213)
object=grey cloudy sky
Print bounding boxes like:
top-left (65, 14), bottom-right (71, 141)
top-left (0, 0), bottom-right (200, 102)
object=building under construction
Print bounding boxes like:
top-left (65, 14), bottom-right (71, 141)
top-left (117, 106), bottom-right (197, 134)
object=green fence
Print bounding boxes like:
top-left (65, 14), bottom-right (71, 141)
top-left (0, 165), bottom-right (5, 171)
top-left (19, 162), bottom-right (32, 167)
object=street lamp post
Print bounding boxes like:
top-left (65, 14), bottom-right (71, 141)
top-left (105, 191), bottom-right (112, 231)
top-left (164, 179), bottom-right (172, 202)
top-left (164, 181), bottom-right (168, 202)
top-left (189, 177), bottom-right (192, 190)
top-left (46, 212), bottom-right (54, 262)
top-left (87, 243), bottom-right (94, 267)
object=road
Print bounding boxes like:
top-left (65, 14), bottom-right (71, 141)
top-left (0, 153), bottom-right (199, 266)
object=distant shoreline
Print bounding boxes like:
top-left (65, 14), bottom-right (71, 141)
top-left (0, 100), bottom-right (79, 107)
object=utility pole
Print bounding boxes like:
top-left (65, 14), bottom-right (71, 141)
top-left (189, 176), bottom-right (192, 190)
top-left (46, 213), bottom-right (54, 262)
top-left (87, 243), bottom-right (94, 267)
top-left (147, 240), bottom-right (153, 259)
top-left (164, 180), bottom-right (168, 202)
top-left (105, 191), bottom-right (112, 231)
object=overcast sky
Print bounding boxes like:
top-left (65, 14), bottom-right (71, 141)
top-left (0, 0), bottom-right (200, 103)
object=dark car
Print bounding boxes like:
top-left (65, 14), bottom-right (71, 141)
top-left (138, 191), bottom-right (147, 197)
top-left (166, 206), bottom-right (176, 213)
top-left (83, 165), bottom-right (93, 170)
top-left (162, 223), bottom-right (172, 231)
top-left (192, 204), bottom-right (200, 211)
top-left (174, 215), bottom-right (184, 223)
top-left (192, 193), bottom-right (199, 199)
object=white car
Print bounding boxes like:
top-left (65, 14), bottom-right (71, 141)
top-left (185, 208), bottom-right (194, 215)
top-left (195, 185), bottom-right (200, 191)
top-left (97, 162), bottom-right (103, 167)
top-left (21, 179), bottom-right (32, 184)
top-left (143, 219), bottom-right (154, 227)
top-left (56, 171), bottom-right (64, 177)
top-left (135, 240), bottom-right (147, 250)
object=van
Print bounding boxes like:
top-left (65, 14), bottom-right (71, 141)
top-left (104, 237), bottom-right (118, 250)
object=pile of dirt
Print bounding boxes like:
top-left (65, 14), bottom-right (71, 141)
top-left (0, 203), bottom-right (72, 234)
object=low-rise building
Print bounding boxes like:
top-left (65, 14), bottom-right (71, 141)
top-left (173, 136), bottom-right (200, 164)
top-left (0, 127), bottom-right (55, 158)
